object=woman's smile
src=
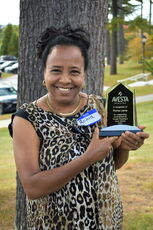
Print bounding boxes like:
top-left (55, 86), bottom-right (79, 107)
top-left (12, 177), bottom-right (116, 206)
top-left (54, 86), bottom-right (76, 95)
top-left (55, 86), bottom-right (74, 91)
top-left (44, 45), bottom-right (85, 105)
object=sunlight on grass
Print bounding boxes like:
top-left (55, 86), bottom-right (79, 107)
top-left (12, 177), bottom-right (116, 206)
top-left (104, 60), bottom-right (153, 96)
top-left (0, 114), bottom-right (11, 120)
top-left (134, 85), bottom-right (153, 96)
top-left (104, 60), bottom-right (143, 85)
top-left (128, 101), bottom-right (153, 163)
top-left (1, 73), bottom-right (13, 78)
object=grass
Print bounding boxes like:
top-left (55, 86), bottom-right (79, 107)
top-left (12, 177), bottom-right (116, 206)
top-left (128, 101), bottom-right (153, 163)
top-left (104, 60), bottom-right (143, 85)
top-left (0, 73), bottom-right (13, 79)
top-left (0, 128), bottom-right (16, 230)
top-left (104, 60), bottom-right (153, 96)
top-left (0, 114), bottom-right (11, 120)
top-left (0, 101), bottom-right (153, 229)
top-left (123, 213), bottom-right (153, 230)
top-left (104, 61), bottom-right (153, 230)
top-left (117, 100), bottom-right (153, 229)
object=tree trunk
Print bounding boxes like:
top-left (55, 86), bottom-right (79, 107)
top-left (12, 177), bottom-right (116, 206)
top-left (110, 29), bottom-right (117, 74)
top-left (15, 174), bottom-right (27, 230)
top-left (140, 0), bottom-right (143, 36)
top-left (16, 0), bottom-right (108, 229)
top-left (117, 0), bottom-right (125, 64)
top-left (118, 24), bottom-right (125, 64)
top-left (141, 0), bottom-right (143, 19)
top-left (106, 30), bottom-right (110, 65)
top-left (110, 0), bottom-right (118, 74)
top-left (149, 0), bottom-right (152, 34)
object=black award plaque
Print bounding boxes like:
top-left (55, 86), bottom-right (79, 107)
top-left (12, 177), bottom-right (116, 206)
top-left (107, 83), bottom-right (134, 126)
top-left (99, 83), bottom-right (142, 137)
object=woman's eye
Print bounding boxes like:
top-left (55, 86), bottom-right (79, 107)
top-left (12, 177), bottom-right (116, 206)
top-left (51, 69), bottom-right (61, 73)
top-left (71, 70), bottom-right (80, 75)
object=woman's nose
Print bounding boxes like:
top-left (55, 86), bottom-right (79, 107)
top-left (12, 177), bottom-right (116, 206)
top-left (59, 74), bottom-right (71, 84)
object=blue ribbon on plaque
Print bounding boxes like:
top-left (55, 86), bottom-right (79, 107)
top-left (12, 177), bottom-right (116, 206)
top-left (99, 125), bottom-right (143, 137)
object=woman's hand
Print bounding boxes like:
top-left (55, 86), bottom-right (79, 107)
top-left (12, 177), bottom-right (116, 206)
top-left (119, 125), bottom-right (149, 151)
top-left (85, 127), bottom-right (119, 164)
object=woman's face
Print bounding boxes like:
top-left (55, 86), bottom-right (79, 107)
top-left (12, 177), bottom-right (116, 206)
top-left (44, 45), bottom-right (85, 105)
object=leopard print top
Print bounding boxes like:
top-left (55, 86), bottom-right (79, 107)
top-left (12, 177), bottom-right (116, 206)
top-left (12, 94), bottom-right (123, 230)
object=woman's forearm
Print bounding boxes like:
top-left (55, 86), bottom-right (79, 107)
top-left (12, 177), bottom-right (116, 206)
top-left (113, 148), bottom-right (129, 169)
top-left (22, 152), bottom-right (93, 200)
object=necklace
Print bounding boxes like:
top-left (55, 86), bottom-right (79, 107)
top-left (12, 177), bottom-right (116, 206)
top-left (46, 94), bottom-right (81, 116)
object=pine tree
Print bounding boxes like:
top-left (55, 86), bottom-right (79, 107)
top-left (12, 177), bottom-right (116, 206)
top-left (0, 24), bottom-right (13, 55)
top-left (8, 32), bottom-right (18, 57)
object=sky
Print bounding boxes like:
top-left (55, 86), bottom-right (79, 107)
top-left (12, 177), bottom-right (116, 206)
top-left (0, 0), bottom-right (20, 25)
top-left (0, 0), bottom-right (152, 26)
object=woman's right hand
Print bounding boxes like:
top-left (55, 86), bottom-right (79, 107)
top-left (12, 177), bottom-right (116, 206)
top-left (85, 127), bottom-right (118, 164)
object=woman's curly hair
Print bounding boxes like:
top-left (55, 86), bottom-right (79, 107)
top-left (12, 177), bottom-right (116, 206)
top-left (36, 24), bottom-right (90, 70)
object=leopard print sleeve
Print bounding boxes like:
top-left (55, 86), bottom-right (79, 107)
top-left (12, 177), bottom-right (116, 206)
top-left (8, 103), bottom-right (41, 139)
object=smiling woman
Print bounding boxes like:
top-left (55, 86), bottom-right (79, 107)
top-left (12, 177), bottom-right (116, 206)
top-left (44, 45), bottom-right (85, 113)
top-left (8, 24), bottom-right (149, 230)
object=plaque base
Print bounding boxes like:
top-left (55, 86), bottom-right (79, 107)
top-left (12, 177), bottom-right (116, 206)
top-left (99, 125), bottom-right (143, 137)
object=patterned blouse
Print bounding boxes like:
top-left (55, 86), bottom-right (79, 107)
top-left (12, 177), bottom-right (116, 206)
top-left (10, 94), bottom-right (123, 230)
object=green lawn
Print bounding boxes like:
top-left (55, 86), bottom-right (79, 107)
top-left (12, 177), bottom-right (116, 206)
top-left (0, 114), bottom-right (11, 120)
top-left (0, 101), bottom-right (153, 229)
top-left (104, 60), bottom-right (153, 96)
top-left (118, 101), bottom-right (153, 229)
top-left (1, 73), bottom-right (13, 79)
top-left (0, 128), bottom-right (16, 230)
top-left (123, 213), bottom-right (153, 230)
top-left (128, 101), bottom-right (153, 163)
top-left (104, 60), bottom-right (143, 85)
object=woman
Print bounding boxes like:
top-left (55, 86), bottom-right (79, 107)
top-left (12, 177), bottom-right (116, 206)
top-left (9, 25), bottom-right (149, 230)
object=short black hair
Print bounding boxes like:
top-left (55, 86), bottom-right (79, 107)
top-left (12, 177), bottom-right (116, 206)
top-left (36, 24), bottom-right (90, 71)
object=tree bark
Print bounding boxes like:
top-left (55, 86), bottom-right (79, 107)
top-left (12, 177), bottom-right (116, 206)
top-left (118, 24), bottom-right (125, 64)
top-left (16, 0), bottom-right (108, 228)
top-left (106, 30), bottom-right (110, 65)
top-left (15, 174), bottom-right (27, 230)
top-left (149, 0), bottom-right (152, 34)
top-left (117, 0), bottom-right (125, 64)
top-left (110, 0), bottom-right (118, 74)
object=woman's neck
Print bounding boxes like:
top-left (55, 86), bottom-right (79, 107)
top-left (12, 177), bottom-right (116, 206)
top-left (46, 93), bottom-right (82, 116)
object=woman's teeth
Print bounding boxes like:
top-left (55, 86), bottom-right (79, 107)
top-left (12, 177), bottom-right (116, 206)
top-left (58, 87), bottom-right (71, 91)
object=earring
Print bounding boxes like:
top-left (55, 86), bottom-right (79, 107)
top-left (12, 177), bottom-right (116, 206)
top-left (42, 80), bottom-right (46, 86)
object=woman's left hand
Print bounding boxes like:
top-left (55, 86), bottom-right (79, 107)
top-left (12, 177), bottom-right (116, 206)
top-left (118, 125), bottom-right (149, 151)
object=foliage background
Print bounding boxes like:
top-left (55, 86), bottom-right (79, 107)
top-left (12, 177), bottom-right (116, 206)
top-left (0, 24), bottom-right (19, 57)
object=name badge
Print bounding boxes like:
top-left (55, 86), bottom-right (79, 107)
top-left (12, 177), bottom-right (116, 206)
top-left (77, 109), bottom-right (101, 126)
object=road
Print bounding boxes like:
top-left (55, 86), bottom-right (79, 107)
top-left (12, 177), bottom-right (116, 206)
top-left (136, 94), bottom-right (153, 103)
